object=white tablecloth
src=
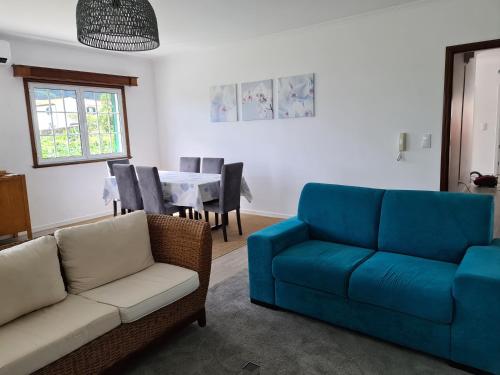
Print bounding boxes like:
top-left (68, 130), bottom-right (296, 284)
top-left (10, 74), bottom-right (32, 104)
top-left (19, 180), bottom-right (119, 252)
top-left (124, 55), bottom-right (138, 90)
top-left (103, 171), bottom-right (253, 212)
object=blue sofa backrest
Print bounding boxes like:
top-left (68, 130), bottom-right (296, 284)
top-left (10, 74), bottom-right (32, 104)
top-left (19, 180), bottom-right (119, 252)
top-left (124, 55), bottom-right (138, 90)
top-left (298, 183), bottom-right (385, 249)
top-left (378, 190), bottom-right (494, 263)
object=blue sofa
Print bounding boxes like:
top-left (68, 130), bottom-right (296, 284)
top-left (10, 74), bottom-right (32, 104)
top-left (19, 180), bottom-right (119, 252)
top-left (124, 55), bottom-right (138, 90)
top-left (248, 183), bottom-right (500, 373)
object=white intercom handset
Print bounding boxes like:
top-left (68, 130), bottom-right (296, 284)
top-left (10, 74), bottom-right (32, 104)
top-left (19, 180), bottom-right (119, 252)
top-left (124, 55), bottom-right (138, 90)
top-left (397, 133), bottom-right (407, 161)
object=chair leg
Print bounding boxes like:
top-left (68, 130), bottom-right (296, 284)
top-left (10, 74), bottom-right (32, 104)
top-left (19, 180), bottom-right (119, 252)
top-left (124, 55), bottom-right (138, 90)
top-left (179, 208), bottom-right (187, 218)
top-left (197, 308), bottom-right (206, 327)
top-left (121, 208), bottom-right (126, 215)
top-left (113, 200), bottom-right (118, 217)
top-left (222, 213), bottom-right (228, 242)
top-left (204, 211), bottom-right (209, 223)
top-left (215, 213), bottom-right (219, 226)
top-left (236, 208), bottom-right (243, 235)
top-left (188, 208), bottom-right (193, 219)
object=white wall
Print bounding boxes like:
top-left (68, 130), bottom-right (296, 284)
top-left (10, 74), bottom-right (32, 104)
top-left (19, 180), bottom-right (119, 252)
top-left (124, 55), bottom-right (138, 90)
top-left (153, 0), bottom-right (500, 217)
top-left (471, 50), bottom-right (500, 175)
top-left (0, 35), bottom-right (160, 230)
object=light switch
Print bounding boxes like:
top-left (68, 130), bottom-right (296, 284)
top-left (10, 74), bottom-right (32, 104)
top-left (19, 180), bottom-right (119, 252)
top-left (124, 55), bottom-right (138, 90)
top-left (421, 134), bottom-right (432, 149)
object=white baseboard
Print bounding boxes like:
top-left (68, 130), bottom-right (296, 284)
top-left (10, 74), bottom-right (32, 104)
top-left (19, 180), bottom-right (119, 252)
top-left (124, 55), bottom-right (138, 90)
top-left (240, 208), bottom-right (293, 219)
top-left (32, 210), bottom-right (112, 233)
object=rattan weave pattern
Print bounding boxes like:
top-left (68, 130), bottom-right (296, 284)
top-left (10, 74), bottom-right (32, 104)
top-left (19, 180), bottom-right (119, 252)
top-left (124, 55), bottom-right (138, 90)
top-left (34, 215), bottom-right (212, 375)
top-left (77, 0), bottom-right (160, 51)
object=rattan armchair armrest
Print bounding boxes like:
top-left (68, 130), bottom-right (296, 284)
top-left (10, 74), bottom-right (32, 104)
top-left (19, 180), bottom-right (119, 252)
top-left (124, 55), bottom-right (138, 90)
top-left (147, 215), bottom-right (212, 288)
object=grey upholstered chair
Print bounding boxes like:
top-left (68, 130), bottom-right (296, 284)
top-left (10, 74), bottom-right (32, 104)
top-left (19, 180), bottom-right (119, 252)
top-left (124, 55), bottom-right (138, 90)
top-left (136, 166), bottom-right (184, 216)
top-left (180, 157), bottom-right (201, 218)
top-left (113, 164), bottom-right (143, 215)
top-left (107, 158), bottom-right (130, 216)
top-left (180, 157), bottom-right (201, 173)
top-left (202, 158), bottom-right (224, 174)
top-left (204, 162), bottom-right (243, 242)
top-left (107, 158), bottom-right (130, 176)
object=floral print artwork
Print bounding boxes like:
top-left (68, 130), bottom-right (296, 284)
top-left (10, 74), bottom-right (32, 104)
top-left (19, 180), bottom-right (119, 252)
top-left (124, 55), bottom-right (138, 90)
top-left (210, 84), bottom-right (238, 122)
top-left (278, 74), bottom-right (315, 119)
top-left (241, 79), bottom-right (273, 121)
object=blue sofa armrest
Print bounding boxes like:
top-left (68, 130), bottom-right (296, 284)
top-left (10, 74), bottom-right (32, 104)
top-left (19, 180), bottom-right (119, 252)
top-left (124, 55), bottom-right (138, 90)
top-left (451, 241), bottom-right (500, 373)
top-left (247, 217), bottom-right (309, 305)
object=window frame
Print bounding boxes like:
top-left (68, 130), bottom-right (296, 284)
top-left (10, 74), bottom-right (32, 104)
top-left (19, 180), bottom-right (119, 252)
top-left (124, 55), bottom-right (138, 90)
top-left (23, 79), bottom-right (132, 168)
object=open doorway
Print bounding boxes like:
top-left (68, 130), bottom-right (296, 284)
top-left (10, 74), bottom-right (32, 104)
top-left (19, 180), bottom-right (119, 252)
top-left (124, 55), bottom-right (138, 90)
top-left (440, 39), bottom-right (500, 235)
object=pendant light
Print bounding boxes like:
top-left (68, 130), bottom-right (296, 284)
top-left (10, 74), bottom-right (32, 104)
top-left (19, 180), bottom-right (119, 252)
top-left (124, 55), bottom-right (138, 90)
top-left (76, 0), bottom-right (160, 52)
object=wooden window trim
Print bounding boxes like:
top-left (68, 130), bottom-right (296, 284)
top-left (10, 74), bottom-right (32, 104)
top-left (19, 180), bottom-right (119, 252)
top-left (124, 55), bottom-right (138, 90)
top-left (15, 65), bottom-right (136, 168)
top-left (13, 65), bottom-right (138, 87)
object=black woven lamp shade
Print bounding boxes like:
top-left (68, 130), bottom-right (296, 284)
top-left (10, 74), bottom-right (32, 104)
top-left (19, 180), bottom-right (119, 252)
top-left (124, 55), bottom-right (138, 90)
top-left (76, 0), bottom-right (160, 52)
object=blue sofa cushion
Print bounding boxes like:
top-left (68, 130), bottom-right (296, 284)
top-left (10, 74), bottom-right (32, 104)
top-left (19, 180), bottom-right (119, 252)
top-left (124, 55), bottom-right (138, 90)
top-left (378, 190), bottom-right (493, 263)
top-left (272, 240), bottom-right (374, 297)
top-left (349, 252), bottom-right (457, 324)
top-left (298, 183), bottom-right (385, 249)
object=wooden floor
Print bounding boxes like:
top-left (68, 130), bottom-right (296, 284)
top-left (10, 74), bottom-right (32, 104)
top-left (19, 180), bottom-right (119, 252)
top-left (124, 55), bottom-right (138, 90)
top-left (209, 245), bottom-right (248, 288)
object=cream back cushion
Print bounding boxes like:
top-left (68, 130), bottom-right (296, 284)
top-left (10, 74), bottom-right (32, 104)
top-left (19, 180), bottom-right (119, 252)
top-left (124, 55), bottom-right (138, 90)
top-left (55, 211), bottom-right (155, 294)
top-left (0, 236), bottom-right (67, 326)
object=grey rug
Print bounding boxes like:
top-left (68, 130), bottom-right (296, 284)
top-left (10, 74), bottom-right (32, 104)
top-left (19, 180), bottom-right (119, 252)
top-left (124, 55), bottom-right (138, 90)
top-left (124, 270), bottom-right (468, 375)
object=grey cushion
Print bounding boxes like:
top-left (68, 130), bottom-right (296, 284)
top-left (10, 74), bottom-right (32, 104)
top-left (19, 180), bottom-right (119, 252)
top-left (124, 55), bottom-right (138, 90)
top-left (202, 158), bottom-right (224, 174)
top-left (204, 163), bottom-right (243, 214)
top-left (136, 166), bottom-right (180, 215)
top-left (180, 157), bottom-right (201, 173)
top-left (113, 164), bottom-right (143, 211)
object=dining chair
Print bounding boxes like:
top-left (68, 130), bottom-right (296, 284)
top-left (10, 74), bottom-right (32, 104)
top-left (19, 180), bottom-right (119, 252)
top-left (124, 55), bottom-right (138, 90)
top-left (106, 158), bottom-right (130, 176)
top-left (204, 162), bottom-right (243, 242)
top-left (180, 157), bottom-right (201, 173)
top-left (113, 164), bottom-right (143, 215)
top-left (106, 158), bottom-right (130, 216)
top-left (136, 166), bottom-right (185, 216)
top-left (202, 158), bottom-right (224, 174)
top-left (180, 157), bottom-right (201, 218)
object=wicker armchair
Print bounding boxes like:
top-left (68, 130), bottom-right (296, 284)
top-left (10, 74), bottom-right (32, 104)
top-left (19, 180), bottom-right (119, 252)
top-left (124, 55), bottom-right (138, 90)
top-left (34, 215), bottom-right (212, 375)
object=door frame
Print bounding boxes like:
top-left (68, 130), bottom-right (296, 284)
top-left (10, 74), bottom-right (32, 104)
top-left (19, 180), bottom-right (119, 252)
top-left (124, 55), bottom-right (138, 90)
top-left (440, 38), bottom-right (500, 191)
top-left (496, 84), bottom-right (500, 176)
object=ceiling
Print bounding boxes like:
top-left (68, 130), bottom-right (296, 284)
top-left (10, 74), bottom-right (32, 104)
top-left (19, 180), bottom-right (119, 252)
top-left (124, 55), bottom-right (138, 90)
top-left (0, 0), bottom-right (420, 56)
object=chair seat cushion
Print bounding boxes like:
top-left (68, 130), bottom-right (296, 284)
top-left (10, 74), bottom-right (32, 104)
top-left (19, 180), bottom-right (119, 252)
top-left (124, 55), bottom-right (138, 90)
top-left (349, 252), bottom-right (457, 324)
top-left (203, 199), bottom-right (221, 213)
top-left (79, 263), bottom-right (200, 323)
top-left (0, 294), bottom-right (120, 375)
top-left (272, 240), bottom-right (374, 297)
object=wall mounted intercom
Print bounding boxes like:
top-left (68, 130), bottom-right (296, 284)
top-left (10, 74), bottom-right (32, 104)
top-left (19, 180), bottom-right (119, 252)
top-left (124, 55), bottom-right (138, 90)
top-left (397, 132), bottom-right (407, 161)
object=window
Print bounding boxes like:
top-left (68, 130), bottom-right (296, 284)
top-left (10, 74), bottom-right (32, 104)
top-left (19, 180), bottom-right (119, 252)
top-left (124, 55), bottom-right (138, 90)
top-left (27, 82), bottom-right (130, 167)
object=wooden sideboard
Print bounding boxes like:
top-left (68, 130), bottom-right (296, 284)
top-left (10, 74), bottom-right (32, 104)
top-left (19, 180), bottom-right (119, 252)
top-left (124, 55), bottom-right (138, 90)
top-left (0, 174), bottom-right (32, 240)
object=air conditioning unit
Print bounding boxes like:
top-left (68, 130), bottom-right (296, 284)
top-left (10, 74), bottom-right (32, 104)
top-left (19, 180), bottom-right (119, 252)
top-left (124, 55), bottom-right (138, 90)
top-left (0, 41), bottom-right (11, 66)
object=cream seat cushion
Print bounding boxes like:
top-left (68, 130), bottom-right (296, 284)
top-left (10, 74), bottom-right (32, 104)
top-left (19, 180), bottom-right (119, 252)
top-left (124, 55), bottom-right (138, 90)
top-left (80, 263), bottom-right (200, 323)
top-left (0, 294), bottom-right (120, 375)
top-left (55, 210), bottom-right (155, 294)
top-left (0, 236), bottom-right (66, 326)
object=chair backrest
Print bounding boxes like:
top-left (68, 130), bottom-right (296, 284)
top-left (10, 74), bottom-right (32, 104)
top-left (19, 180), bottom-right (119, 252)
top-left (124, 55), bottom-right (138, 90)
top-left (220, 162), bottom-right (243, 213)
top-left (180, 157), bottom-right (201, 173)
top-left (378, 190), bottom-right (494, 263)
top-left (106, 158), bottom-right (130, 176)
top-left (202, 158), bottom-right (224, 174)
top-left (136, 166), bottom-right (167, 214)
top-left (113, 165), bottom-right (143, 211)
top-left (298, 183), bottom-right (385, 249)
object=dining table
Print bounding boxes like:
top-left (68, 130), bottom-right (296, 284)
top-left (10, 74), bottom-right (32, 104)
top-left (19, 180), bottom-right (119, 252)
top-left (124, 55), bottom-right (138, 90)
top-left (103, 170), bottom-right (253, 213)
